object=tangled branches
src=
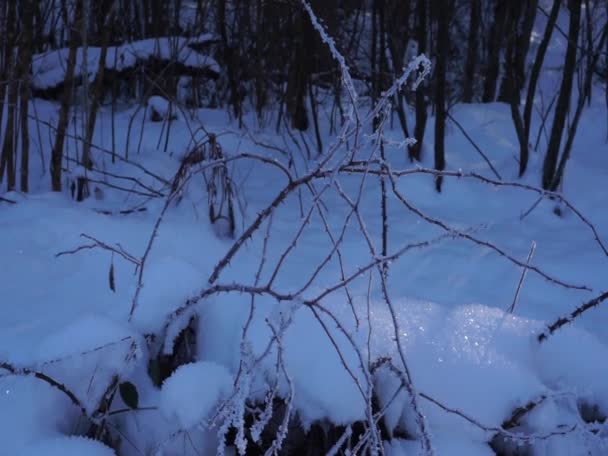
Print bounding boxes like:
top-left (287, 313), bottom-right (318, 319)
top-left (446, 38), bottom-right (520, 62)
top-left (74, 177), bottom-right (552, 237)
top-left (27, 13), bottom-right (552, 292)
top-left (28, 2), bottom-right (608, 455)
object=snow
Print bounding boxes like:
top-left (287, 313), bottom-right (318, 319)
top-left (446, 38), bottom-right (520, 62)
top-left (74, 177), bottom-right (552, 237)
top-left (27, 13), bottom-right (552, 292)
top-left (282, 305), bottom-right (368, 426)
top-left (160, 361), bottom-right (233, 430)
top-left (18, 436), bottom-right (116, 456)
top-left (3, 91), bottom-right (608, 451)
top-left (148, 96), bottom-right (180, 122)
top-left (2, 5), bottom-right (608, 455)
top-left (385, 437), bottom-right (494, 456)
top-left (32, 35), bottom-right (219, 91)
top-left (32, 314), bottom-right (141, 414)
top-left (0, 375), bottom-right (80, 454)
top-left (132, 255), bottom-right (202, 335)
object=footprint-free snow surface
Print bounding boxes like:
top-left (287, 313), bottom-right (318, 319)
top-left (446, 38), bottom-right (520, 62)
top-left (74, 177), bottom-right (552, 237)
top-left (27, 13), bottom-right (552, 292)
top-left (2, 15), bottom-right (608, 456)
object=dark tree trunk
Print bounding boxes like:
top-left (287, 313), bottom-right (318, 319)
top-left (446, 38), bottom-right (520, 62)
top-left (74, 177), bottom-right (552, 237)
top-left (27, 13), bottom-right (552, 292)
top-left (287, 13), bottom-right (309, 132)
top-left (433, 0), bottom-right (449, 192)
top-left (551, 16), bottom-right (608, 191)
top-left (0, 79), bottom-right (17, 191)
top-left (498, 0), bottom-right (538, 104)
top-left (524, 1), bottom-right (560, 145)
top-left (0, 0), bottom-right (16, 190)
top-left (582, 0), bottom-right (592, 107)
top-left (378, 0), bottom-right (389, 266)
top-left (217, 0), bottom-right (242, 124)
top-left (542, 0), bottom-right (581, 190)
top-left (78, 1), bottom-right (116, 201)
top-left (19, 0), bottom-right (34, 193)
top-left (51, 0), bottom-right (82, 192)
top-left (408, 0), bottom-right (427, 161)
top-left (482, 1), bottom-right (508, 103)
top-left (386, 0), bottom-right (411, 138)
top-left (462, 0), bottom-right (480, 103)
top-left (501, 0), bottom-right (537, 176)
top-left (0, 0), bottom-right (12, 134)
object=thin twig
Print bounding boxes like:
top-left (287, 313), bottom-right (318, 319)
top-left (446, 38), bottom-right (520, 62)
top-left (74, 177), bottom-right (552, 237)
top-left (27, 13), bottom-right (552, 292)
top-left (0, 361), bottom-right (87, 416)
top-left (538, 290), bottom-right (608, 342)
top-left (0, 196), bottom-right (17, 204)
top-left (446, 112), bottom-right (502, 180)
top-left (508, 241), bottom-right (536, 314)
top-left (56, 233), bottom-right (141, 266)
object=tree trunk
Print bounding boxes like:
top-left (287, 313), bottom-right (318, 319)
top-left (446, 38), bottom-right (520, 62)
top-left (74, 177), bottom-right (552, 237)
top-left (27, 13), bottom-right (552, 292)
top-left (78, 1), bottom-right (117, 200)
top-left (501, 0), bottom-right (538, 176)
top-left (542, 0), bottom-right (581, 190)
top-left (408, 0), bottom-right (427, 161)
top-left (217, 0), bottom-right (242, 123)
top-left (523, 0), bottom-right (560, 145)
top-left (19, 0), bottom-right (34, 193)
top-left (378, 0), bottom-right (389, 267)
top-left (498, 0), bottom-right (537, 104)
top-left (482, 1), bottom-right (508, 103)
top-left (0, 0), bottom-right (16, 190)
top-left (551, 18), bottom-right (607, 190)
top-left (462, 0), bottom-right (480, 103)
top-left (386, 0), bottom-right (411, 138)
top-left (0, 79), bottom-right (17, 191)
top-left (433, 0), bottom-right (448, 192)
top-left (51, 0), bottom-right (82, 192)
top-left (0, 0), bottom-right (12, 135)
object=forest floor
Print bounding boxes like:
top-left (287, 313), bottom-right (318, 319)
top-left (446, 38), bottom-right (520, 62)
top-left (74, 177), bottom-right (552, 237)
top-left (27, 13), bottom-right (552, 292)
top-left (2, 9), bottom-right (608, 454)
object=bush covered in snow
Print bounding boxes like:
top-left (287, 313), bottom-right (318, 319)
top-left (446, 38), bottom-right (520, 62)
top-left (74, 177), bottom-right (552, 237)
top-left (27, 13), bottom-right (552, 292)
top-left (2, 1), bottom-right (608, 456)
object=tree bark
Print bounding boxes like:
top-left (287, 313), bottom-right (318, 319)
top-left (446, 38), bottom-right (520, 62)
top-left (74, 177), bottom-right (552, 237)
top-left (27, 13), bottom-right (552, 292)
top-left (501, 0), bottom-right (538, 176)
top-left (51, 0), bottom-right (82, 191)
top-left (0, 0), bottom-right (12, 135)
top-left (433, 0), bottom-right (449, 192)
top-left (462, 0), bottom-right (480, 103)
top-left (0, 79), bottom-right (17, 191)
top-left (78, 1), bottom-right (117, 200)
top-left (482, 1), bottom-right (508, 103)
top-left (542, 0), bottom-right (581, 190)
top-left (0, 0), bottom-right (16, 190)
top-left (498, 0), bottom-right (538, 104)
top-left (386, 0), bottom-right (411, 138)
top-left (524, 0), bottom-right (560, 145)
top-left (19, 0), bottom-right (34, 193)
top-left (408, 0), bottom-right (427, 161)
top-left (551, 19), bottom-right (607, 190)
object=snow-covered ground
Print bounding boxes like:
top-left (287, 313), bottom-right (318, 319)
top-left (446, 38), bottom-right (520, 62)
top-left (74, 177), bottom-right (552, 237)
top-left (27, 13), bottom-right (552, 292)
top-left (2, 6), bottom-right (608, 455)
top-left (32, 34), bottom-right (219, 91)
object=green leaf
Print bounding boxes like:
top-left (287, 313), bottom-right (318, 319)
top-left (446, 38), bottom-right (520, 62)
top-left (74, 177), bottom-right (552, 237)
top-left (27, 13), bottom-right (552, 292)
top-left (119, 381), bottom-right (139, 409)
top-left (109, 260), bottom-right (116, 292)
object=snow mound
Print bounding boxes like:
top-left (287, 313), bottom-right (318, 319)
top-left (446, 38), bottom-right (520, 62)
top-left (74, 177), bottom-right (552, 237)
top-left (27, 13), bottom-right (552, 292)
top-left (385, 437), bottom-right (494, 456)
top-left (18, 436), bottom-right (116, 456)
top-left (0, 375), bottom-right (80, 454)
top-left (148, 96), bottom-right (179, 122)
top-left (36, 314), bottom-right (138, 365)
top-left (32, 36), bottom-right (219, 91)
top-left (34, 314), bottom-right (141, 414)
top-left (132, 255), bottom-right (202, 335)
top-left (282, 306), bottom-right (368, 427)
top-left (160, 361), bottom-right (233, 429)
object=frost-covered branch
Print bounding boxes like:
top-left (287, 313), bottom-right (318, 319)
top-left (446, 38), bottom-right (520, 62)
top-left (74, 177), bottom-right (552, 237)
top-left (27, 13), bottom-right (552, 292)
top-left (0, 361), bottom-right (87, 416)
top-left (56, 233), bottom-right (141, 267)
top-left (538, 290), bottom-right (608, 342)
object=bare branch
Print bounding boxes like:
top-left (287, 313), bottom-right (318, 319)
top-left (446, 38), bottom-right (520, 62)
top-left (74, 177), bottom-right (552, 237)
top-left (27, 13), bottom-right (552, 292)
top-left (56, 233), bottom-right (141, 267)
top-left (538, 290), bottom-right (608, 342)
top-left (0, 361), bottom-right (87, 416)
top-left (508, 241), bottom-right (536, 314)
top-left (0, 196), bottom-right (17, 204)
